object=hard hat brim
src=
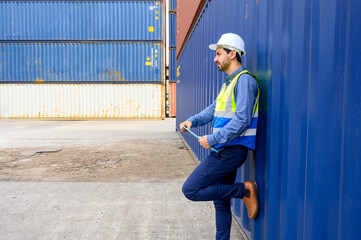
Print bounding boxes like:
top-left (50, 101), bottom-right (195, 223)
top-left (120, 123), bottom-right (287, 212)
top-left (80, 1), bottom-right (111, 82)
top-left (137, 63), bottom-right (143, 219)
top-left (209, 44), bottom-right (245, 56)
top-left (209, 44), bottom-right (218, 50)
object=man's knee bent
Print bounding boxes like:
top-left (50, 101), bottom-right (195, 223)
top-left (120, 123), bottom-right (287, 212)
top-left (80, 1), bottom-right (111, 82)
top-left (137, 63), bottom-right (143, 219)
top-left (182, 182), bottom-right (198, 201)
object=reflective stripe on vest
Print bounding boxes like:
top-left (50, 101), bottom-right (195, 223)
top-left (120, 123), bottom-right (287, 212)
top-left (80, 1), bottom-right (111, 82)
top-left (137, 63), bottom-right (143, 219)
top-left (212, 70), bottom-right (259, 150)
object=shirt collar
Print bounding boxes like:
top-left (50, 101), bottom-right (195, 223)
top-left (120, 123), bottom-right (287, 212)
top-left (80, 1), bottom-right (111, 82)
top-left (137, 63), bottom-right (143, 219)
top-left (224, 66), bottom-right (246, 85)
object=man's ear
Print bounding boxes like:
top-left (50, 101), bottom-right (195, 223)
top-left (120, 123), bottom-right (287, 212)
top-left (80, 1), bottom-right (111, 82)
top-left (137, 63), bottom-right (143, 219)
top-left (230, 50), bottom-right (237, 60)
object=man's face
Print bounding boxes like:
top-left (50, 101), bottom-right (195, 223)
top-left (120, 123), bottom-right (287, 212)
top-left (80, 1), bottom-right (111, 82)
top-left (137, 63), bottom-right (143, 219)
top-left (214, 48), bottom-right (231, 72)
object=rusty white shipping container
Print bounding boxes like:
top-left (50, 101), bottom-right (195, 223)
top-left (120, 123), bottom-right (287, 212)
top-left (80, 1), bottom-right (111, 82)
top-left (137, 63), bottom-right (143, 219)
top-left (0, 84), bottom-right (164, 119)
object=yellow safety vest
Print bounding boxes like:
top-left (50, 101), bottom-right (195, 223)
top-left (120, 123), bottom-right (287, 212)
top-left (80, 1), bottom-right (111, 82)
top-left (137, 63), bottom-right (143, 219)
top-left (212, 70), bottom-right (259, 150)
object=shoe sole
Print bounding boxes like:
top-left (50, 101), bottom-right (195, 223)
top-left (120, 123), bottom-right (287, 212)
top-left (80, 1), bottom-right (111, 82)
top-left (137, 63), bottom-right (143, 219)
top-left (253, 181), bottom-right (259, 194)
top-left (252, 180), bottom-right (259, 219)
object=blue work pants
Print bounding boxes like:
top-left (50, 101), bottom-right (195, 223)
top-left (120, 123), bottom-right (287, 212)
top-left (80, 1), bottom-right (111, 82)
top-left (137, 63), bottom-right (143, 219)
top-left (182, 145), bottom-right (248, 240)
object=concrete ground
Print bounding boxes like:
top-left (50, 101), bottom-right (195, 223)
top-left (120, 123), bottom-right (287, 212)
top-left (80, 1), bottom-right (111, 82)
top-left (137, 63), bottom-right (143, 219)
top-left (0, 119), bottom-right (245, 240)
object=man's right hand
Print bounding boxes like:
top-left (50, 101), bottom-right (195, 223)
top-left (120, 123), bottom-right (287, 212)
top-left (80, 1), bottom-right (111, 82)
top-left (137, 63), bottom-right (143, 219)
top-left (179, 120), bottom-right (192, 132)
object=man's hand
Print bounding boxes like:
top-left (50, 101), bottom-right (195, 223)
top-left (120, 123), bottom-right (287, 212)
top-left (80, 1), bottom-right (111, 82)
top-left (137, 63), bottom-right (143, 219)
top-left (199, 136), bottom-right (211, 149)
top-left (179, 120), bottom-right (192, 132)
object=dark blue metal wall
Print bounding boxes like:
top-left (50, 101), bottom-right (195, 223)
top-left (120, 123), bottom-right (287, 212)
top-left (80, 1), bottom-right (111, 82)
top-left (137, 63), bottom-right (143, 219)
top-left (176, 0), bottom-right (361, 239)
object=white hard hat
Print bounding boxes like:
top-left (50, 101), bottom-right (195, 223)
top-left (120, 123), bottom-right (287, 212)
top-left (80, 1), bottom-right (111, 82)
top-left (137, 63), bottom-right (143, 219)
top-left (209, 33), bottom-right (246, 56)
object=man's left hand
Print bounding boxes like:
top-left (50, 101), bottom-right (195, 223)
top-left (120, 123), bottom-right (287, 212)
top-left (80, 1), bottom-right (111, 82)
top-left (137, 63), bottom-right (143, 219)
top-left (199, 136), bottom-right (211, 149)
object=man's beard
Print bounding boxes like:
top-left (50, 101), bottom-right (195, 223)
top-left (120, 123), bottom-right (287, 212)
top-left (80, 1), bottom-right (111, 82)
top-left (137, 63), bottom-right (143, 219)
top-left (216, 61), bottom-right (229, 72)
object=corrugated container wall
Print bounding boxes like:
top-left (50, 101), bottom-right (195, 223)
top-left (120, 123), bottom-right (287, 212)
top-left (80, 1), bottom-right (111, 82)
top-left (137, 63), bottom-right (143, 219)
top-left (170, 0), bottom-right (176, 11)
top-left (176, 0), bottom-right (361, 239)
top-left (169, 48), bottom-right (177, 81)
top-left (176, 0), bottom-right (203, 57)
top-left (169, 12), bottom-right (177, 48)
top-left (168, 82), bottom-right (176, 117)
top-left (0, 0), bottom-right (165, 119)
top-left (0, 43), bottom-right (162, 83)
top-left (0, 1), bottom-right (162, 40)
top-left (169, 2), bottom-right (177, 82)
top-left (167, 0), bottom-right (177, 118)
top-left (0, 84), bottom-right (162, 118)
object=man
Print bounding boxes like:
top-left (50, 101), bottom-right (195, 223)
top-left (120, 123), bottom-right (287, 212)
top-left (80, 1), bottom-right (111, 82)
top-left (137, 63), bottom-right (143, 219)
top-left (179, 33), bottom-right (259, 240)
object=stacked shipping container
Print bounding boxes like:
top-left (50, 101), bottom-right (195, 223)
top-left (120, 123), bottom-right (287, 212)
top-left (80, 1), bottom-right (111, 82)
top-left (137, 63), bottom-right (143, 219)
top-left (0, 43), bottom-right (162, 83)
top-left (167, 0), bottom-right (176, 117)
top-left (169, 1), bottom-right (176, 80)
top-left (0, 0), bottom-right (164, 119)
top-left (176, 0), bottom-right (361, 239)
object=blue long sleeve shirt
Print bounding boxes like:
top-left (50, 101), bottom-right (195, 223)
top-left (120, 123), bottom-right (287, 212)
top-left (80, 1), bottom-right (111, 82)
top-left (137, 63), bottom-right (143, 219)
top-left (187, 66), bottom-right (258, 148)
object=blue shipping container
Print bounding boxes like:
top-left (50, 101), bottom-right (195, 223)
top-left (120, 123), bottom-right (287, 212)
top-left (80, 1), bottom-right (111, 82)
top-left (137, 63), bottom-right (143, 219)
top-left (0, 43), bottom-right (162, 83)
top-left (169, 48), bottom-right (176, 82)
top-left (169, 12), bottom-right (176, 48)
top-left (0, 1), bottom-right (162, 41)
top-left (176, 0), bottom-right (361, 239)
top-left (170, 0), bottom-right (176, 11)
